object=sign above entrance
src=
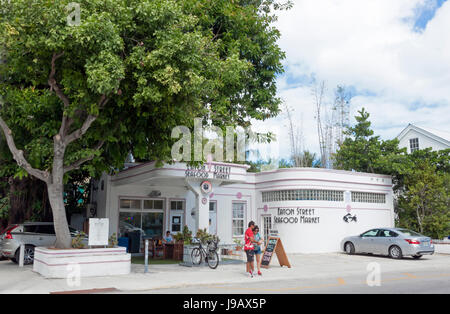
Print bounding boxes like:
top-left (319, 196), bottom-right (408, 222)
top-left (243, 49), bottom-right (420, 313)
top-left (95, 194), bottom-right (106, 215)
top-left (213, 165), bottom-right (231, 180)
top-left (185, 164), bottom-right (209, 178)
top-left (185, 164), bottom-right (232, 181)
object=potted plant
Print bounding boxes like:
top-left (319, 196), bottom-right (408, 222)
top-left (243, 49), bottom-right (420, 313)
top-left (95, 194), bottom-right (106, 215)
top-left (233, 238), bottom-right (243, 251)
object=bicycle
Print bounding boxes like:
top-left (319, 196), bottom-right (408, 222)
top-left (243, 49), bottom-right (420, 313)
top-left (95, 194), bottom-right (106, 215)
top-left (190, 237), bottom-right (219, 269)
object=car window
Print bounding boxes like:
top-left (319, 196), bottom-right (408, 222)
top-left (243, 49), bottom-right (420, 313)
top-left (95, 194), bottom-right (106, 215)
top-left (36, 225), bottom-right (55, 235)
top-left (378, 230), bottom-right (398, 237)
top-left (397, 229), bottom-right (422, 237)
top-left (361, 229), bottom-right (379, 237)
top-left (23, 225), bottom-right (39, 233)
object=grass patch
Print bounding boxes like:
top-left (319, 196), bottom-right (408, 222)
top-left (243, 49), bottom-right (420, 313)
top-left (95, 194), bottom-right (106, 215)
top-left (131, 256), bottom-right (180, 265)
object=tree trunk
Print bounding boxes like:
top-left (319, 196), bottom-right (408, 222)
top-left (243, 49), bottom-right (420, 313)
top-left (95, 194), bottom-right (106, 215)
top-left (47, 183), bottom-right (71, 248)
top-left (48, 140), bottom-right (72, 249)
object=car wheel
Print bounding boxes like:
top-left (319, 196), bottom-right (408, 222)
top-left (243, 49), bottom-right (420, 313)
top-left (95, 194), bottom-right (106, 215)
top-left (412, 255), bottom-right (422, 259)
top-left (344, 242), bottom-right (355, 255)
top-left (389, 245), bottom-right (403, 259)
top-left (14, 245), bottom-right (35, 265)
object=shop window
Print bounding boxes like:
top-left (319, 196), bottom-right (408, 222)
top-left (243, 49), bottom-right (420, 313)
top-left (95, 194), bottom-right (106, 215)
top-left (261, 189), bottom-right (344, 202)
top-left (144, 199), bottom-right (164, 210)
top-left (119, 198), bottom-right (165, 238)
top-left (351, 192), bottom-right (386, 203)
top-left (171, 200), bottom-right (185, 211)
top-left (119, 212), bottom-right (142, 237)
top-left (232, 202), bottom-right (245, 236)
top-left (120, 199), bottom-right (141, 209)
top-left (142, 212), bottom-right (164, 238)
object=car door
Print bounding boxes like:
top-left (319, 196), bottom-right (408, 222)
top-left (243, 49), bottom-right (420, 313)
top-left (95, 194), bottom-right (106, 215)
top-left (372, 229), bottom-right (397, 255)
top-left (357, 229), bottom-right (379, 253)
top-left (35, 225), bottom-right (57, 247)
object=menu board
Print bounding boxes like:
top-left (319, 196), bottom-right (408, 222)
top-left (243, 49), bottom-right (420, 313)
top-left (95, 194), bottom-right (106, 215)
top-left (261, 237), bottom-right (291, 269)
top-left (88, 218), bottom-right (109, 246)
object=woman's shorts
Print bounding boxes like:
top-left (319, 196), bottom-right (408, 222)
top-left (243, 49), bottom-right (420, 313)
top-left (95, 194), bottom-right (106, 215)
top-left (254, 248), bottom-right (262, 255)
top-left (245, 249), bottom-right (255, 262)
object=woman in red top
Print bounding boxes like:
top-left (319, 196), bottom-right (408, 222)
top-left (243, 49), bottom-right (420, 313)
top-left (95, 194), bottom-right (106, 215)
top-left (244, 221), bottom-right (255, 277)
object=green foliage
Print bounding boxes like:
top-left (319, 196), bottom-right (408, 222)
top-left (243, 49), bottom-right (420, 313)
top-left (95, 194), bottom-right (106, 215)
top-left (71, 231), bottom-right (86, 249)
top-left (0, 0), bottom-right (287, 179)
top-left (196, 228), bottom-right (220, 244)
top-left (333, 108), bottom-right (407, 174)
top-left (0, 195), bottom-right (9, 220)
top-left (108, 232), bottom-right (118, 248)
top-left (335, 108), bottom-right (449, 239)
top-left (233, 238), bottom-right (243, 247)
top-left (397, 159), bottom-right (450, 239)
top-left (173, 225), bottom-right (193, 245)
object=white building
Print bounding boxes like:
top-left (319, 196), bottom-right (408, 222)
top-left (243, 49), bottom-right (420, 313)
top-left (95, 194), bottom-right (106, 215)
top-left (92, 162), bottom-right (394, 254)
top-left (396, 124), bottom-right (450, 154)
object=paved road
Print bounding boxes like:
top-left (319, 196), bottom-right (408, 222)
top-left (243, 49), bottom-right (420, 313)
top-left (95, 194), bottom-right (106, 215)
top-left (118, 269), bottom-right (450, 294)
top-left (1, 253), bottom-right (449, 293)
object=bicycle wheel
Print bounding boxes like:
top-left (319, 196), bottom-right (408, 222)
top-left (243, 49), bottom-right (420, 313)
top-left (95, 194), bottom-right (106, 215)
top-left (191, 248), bottom-right (202, 265)
top-left (207, 251), bottom-right (219, 269)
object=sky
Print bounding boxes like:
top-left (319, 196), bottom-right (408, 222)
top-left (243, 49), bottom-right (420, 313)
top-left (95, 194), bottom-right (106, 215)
top-left (250, 0), bottom-right (450, 161)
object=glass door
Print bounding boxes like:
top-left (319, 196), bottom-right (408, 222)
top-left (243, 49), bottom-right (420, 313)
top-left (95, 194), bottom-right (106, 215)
top-left (209, 201), bottom-right (217, 235)
top-left (262, 215), bottom-right (272, 244)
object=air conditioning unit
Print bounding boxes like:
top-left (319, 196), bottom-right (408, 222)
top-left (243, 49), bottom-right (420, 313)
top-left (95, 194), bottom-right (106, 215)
top-left (86, 203), bottom-right (97, 218)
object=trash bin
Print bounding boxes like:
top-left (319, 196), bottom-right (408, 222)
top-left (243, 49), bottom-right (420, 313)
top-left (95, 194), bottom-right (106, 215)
top-left (118, 237), bottom-right (129, 252)
top-left (128, 231), bottom-right (141, 253)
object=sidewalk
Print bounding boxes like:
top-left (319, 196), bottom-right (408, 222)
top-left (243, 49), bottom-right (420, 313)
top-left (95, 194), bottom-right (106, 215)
top-left (1, 253), bottom-right (449, 293)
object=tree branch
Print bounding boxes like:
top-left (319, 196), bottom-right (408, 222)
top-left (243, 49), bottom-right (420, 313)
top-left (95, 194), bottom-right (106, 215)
top-left (47, 52), bottom-right (72, 137)
top-left (64, 94), bottom-right (108, 145)
top-left (63, 140), bottom-right (105, 173)
top-left (0, 115), bottom-right (51, 183)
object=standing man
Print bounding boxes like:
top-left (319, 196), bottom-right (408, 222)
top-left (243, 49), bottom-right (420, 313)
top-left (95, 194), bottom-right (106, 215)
top-left (244, 221), bottom-right (256, 277)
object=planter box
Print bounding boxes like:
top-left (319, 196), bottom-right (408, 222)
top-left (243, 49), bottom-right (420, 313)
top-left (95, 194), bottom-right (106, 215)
top-left (183, 245), bottom-right (196, 264)
top-left (33, 247), bottom-right (131, 278)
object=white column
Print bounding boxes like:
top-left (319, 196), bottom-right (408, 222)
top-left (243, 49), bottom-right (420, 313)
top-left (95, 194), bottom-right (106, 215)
top-left (197, 195), bottom-right (210, 232)
top-left (186, 180), bottom-right (210, 234)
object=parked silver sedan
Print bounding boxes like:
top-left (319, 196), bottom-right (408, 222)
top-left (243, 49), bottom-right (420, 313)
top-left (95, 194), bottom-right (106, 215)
top-left (0, 222), bottom-right (86, 265)
top-left (341, 228), bottom-right (434, 259)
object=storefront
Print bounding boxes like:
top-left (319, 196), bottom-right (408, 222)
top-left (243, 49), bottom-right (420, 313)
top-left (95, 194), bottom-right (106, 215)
top-left (91, 162), bottom-right (394, 254)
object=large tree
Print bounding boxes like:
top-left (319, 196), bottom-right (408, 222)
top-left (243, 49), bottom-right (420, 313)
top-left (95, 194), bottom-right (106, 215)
top-left (0, 0), bottom-right (288, 248)
top-left (333, 108), bottom-right (406, 174)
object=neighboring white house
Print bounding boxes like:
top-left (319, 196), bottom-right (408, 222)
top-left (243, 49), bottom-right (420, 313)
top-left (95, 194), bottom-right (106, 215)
top-left (91, 161), bottom-right (394, 254)
top-left (396, 124), bottom-right (450, 154)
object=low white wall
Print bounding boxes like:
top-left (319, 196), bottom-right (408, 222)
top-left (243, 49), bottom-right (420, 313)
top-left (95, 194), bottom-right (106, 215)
top-left (33, 247), bottom-right (131, 278)
top-left (434, 243), bottom-right (450, 255)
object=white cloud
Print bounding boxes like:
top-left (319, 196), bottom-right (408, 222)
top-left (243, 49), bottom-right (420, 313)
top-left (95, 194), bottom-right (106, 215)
top-left (257, 0), bottom-right (450, 159)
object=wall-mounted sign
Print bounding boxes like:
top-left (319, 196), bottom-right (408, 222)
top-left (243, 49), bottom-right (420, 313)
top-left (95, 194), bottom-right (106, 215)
top-left (236, 192), bottom-right (242, 199)
top-left (200, 181), bottom-right (213, 194)
top-left (274, 207), bottom-right (320, 224)
top-left (88, 218), bottom-right (109, 246)
top-left (343, 213), bottom-right (357, 223)
top-left (185, 165), bottom-right (209, 178)
top-left (201, 197), bottom-right (208, 205)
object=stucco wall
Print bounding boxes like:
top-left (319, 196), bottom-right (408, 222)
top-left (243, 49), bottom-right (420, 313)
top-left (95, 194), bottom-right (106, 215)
top-left (93, 164), bottom-right (394, 254)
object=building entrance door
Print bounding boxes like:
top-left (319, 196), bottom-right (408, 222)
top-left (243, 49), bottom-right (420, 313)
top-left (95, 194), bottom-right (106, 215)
top-left (209, 201), bottom-right (217, 235)
top-left (262, 215), bottom-right (272, 244)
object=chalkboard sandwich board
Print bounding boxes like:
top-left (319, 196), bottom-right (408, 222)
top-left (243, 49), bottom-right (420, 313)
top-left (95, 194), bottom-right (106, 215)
top-left (261, 237), bottom-right (291, 269)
